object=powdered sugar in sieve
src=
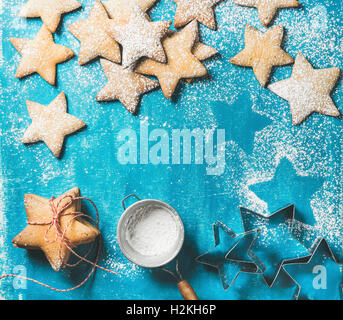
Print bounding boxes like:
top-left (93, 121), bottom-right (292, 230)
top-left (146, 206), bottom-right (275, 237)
top-left (125, 205), bottom-right (180, 256)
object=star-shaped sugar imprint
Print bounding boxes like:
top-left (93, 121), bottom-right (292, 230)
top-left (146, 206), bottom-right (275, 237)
top-left (230, 24), bottom-right (293, 87)
top-left (214, 91), bottom-right (271, 155)
top-left (173, 0), bottom-right (221, 30)
top-left (240, 205), bottom-right (311, 287)
top-left (135, 20), bottom-right (208, 99)
top-left (234, 0), bottom-right (300, 27)
top-left (12, 187), bottom-right (100, 271)
top-left (283, 239), bottom-right (343, 300)
top-left (22, 92), bottom-right (86, 158)
top-left (196, 222), bottom-right (260, 289)
top-left (18, 0), bottom-right (81, 33)
top-left (69, 0), bottom-right (120, 65)
top-left (106, 6), bottom-right (171, 68)
top-left (249, 158), bottom-right (323, 222)
top-left (268, 53), bottom-right (341, 125)
top-left (96, 59), bottom-right (159, 114)
top-left (10, 25), bottom-right (74, 85)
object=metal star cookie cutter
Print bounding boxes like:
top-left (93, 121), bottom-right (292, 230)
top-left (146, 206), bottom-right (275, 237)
top-left (282, 237), bottom-right (343, 300)
top-left (240, 204), bottom-right (312, 288)
top-left (195, 221), bottom-right (262, 290)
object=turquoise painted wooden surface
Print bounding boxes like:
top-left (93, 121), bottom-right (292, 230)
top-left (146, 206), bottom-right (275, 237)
top-left (0, 0), bottom-right (342, 299)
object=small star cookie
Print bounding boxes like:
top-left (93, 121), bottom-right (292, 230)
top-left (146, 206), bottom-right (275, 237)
top-left (172, 0), bottom-right (221, 30)
top-left (10, 25), bottom-right (74, 85)
top-left (18, 0), bottom-right (82, 33)
top-left (22, 92), bottom-right (86, 158)
top-left (106, 7), bottom-right (171, 67)
top-left (95, 59), bottom-right (159, 114)
top-left (135, 20), bottom-right (208, 99)
top-left (12, 187), bottom-right (100, 271)
top-left (234, 0), bottom-right (300, 27)
top-left (69, 0), bottom-right (120, 65)
top-left (230, 24), bottom-right (293, 87)
top-left (268, 53), bottom-right (341, 125)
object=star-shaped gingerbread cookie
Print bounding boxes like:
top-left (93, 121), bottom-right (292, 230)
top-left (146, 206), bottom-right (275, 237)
top-left (22, 92), bottom-right (86, 158)
top-left (173, 0), bottom-right (221, 30)
top-left (186, 41), bottom-right (218, 83)
top-left (103, 0), bottom-right (152, 25)
top-left (10, 25), bottom-right (74, 85)
top-left (268, 53), bottom-right (341, 125)
top-left (230, 24), bottom-right (293, 87)
top-left (18, 0), bottom-right (82, 33)
top-left (137, 0), bottom-right (158, 11)
top-left (234, 0), bottom-right (300, 27)
top-left (106, 7), bottom-right (171, 68)
top-left (192, 41), bottom-right (218, 61)
top-left (96, 59), bottom-right (159, 114)
top-left (13, 187), bottom-right (100, 271)
top-left (69, 0), bottom-right (120, 65)
top-left (135, 20), bottom-right (208, 99)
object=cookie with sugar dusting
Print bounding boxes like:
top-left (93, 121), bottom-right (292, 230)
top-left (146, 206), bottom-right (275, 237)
top-left (268, 53), bottom-right (341, 125)
top-left (18, 0), bottom-right (81, 33)
top-left (173, 0), bottom-right (221, 30)
top-left (69, 0), bottom-right (120, 65)
top-left (137, 0), bottom-right (158, 12)
top-left (234, 0), bottom-right (300, 27)
top-left (186, 40), bottom-right (218, 83)
top-left (10, 25), bottom-right (74, 85)
top-left (135, 20), bottom-right (208, 99)
top-left (106, 5), bottom-right (171, 68)
top-left (96, 59), bottom-right (159, 114)
top-left (22, 92), bottom-right (86, 158)
top-left (12, 187), bottom-right (100, 272)
top-left (230, 24), bottom-right (293, 87)
top-left (192, 42), bottom-right (218, 61)
top-left (103, 0), bottom-right (153, 25)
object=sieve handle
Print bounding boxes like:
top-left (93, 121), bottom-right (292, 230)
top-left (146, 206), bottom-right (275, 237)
top-left (122, 194), bottom-right (141, 210)
top-left (177, 280), bottom-right (199, 300)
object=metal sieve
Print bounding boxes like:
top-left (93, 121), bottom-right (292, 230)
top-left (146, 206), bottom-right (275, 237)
top-left (117, 194), bottom-right (185, 268)
top-left (116, 194), bottom-right (198, 300)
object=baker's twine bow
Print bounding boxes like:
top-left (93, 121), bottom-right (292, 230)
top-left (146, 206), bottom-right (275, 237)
top-left (0, 195), bottom-right (117, 292)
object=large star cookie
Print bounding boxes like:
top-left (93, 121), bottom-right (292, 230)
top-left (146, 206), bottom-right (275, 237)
top-left (106, 7), bottom-right (171, 68)
top-left (234, 0), bottom-right (300, 27)
top-left (10, 25), bottom-right (74, 85)
top-left (96, 59), bottom-right (159, 114)
top-left (135, 20), bottom-right (208, 99)
top-left (69, 0), bottom-right (120, 65)
top-left (268, 53), bottom-right (341, 125)
top-left (22, 92), bottom-right (86, 158)
top-left (12, 187), bottom-right (100, 271)
top-left (18, 0), bottom-right (82, 33)
top-left (230, 24), bottom-right (293, 87)
top-left (172, 0), bottom-right (221, 30)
